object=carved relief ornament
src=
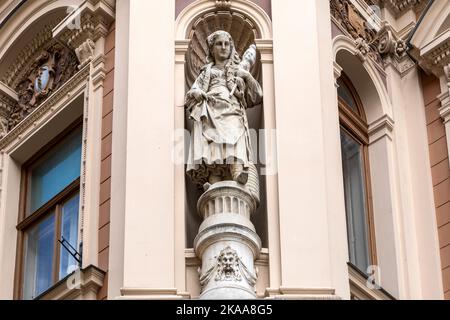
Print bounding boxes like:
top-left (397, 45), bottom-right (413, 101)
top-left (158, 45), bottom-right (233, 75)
top-left (8, 44), bottom-right (79, 130)
top-left (199, 247), bottom-right (257, 288)
top-left (330, 0), bottom-right (383, 65)
top-left (0, 0), bottom-right (115, 135)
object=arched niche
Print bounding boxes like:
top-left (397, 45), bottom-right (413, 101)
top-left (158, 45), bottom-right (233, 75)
top-left (175, 0), bottom-right (273, 249)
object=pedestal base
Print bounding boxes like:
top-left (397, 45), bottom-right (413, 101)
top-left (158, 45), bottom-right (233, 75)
top-left (194, 181), bottom-right (261, 299)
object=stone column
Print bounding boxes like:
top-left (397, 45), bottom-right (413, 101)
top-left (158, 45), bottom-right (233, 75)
top-left (270, 0), bottom-right (345, 299)
top-left (109, 0), bottom-right (181, 299)
top-left (194, 181), bottom-right (261, 299)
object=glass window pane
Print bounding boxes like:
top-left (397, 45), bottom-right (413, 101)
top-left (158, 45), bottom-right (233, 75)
top-left (23, 213), bottom-right (55, 300)
top-left (340, 129), bottom-right (371, 274)
top-left (59, 193), bottom-right (80, 279)
top-left (29, 128), bottom-right (82, 214)
top-left (337, 78), bottom-right (359, 114)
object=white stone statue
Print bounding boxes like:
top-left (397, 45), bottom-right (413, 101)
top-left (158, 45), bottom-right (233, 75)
top-left (185, 30), bottom-right (262, 189)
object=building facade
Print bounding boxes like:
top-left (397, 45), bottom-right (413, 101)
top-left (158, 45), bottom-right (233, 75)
top-left (0, 0), bottom-right (448, 300)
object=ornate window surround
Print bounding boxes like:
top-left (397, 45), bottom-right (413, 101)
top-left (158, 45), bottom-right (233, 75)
top-left (0, 0), bottom-right (114, 299)
top-left (333, 35), bottom-right (412, 298)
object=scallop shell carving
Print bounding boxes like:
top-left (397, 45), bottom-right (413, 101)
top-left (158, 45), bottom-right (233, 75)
top-left (186, 10), bottom-right (262, 89)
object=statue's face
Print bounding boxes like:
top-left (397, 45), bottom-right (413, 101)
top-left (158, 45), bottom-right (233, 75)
top-left (221, 252), bottom-right (235, 272)
top-left (212, 34), bottom-right (231, 62)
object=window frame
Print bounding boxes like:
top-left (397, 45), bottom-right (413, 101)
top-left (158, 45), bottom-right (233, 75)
top-left (14, 118), bottom-right (83, 300)
top-left (338, 73), bottom-right (378, 272)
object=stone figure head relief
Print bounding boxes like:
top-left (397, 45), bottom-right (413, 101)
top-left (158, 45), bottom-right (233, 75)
top-left (216, 247), bottom-right (241, 281)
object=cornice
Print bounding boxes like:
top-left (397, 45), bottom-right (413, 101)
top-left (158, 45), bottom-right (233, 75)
top-left (367, 0), bottom-right (425, 17)
top-left (53, 0), bottom-right (115, 67)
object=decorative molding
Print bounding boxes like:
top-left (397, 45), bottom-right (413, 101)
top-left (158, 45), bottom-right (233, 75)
top-left (91, 54), bottom-right (107, 90)
top-left (54, 0), bottom-right (115, 50)
top-left (265, 287), bottom-right (340, 300)
top-left (333, 61), bottom-right (344, 87)
top-left (38, 265), bottom-right (105, 300)
top-left (0, 83), bottom-right (17, 138)
top-left (8, 43), bottom-right (79, 130)
top-left (53, 0), bottom-right (115, 68)
top-left (418, 34), bottom-right (450, 77)
top-left (378, 0), bottom-right (424, 18)
top-left (377, 21), bottom-right (416, 76)
top-left (185, 247), bottom-right (269, 267)
top-left (118, 288), bottom-right (186, 300)
top-left (214, 0), bottom-right (232, 10)
top-left (438, 67), bottom-right (450, 124)
top-left (368, 114), bottom-right (395, 144)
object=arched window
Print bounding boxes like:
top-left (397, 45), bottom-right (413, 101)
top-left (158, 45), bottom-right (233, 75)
top-left (338, 73), bottom-right (377, 275)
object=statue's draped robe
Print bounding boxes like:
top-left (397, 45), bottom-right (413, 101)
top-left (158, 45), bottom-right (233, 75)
top-left (186, 63), bottom-right (262, 186)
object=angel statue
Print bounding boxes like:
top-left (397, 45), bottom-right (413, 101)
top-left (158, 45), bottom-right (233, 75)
top-left (185, 30), bottom-right (262, 191)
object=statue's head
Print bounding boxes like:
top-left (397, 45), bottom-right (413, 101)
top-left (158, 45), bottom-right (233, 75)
top-left (206, 30), bottom-right (239, 64)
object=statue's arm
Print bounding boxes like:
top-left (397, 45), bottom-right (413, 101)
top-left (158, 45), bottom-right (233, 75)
top-left (239, 70), bottom-right (262, 108)
top-left (185, 71), bottom-right (207, 111)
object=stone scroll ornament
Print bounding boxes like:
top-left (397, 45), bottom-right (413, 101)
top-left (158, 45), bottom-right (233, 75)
top-left (185, 30), bottom-right (262, 204)
top-left (9, 44), bottom-right (78, 130)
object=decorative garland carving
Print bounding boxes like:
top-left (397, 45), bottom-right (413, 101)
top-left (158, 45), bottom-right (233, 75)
top-left (8, 44), bottom-right (79, 130)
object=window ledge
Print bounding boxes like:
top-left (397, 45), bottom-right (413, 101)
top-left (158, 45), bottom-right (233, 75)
top-left (36, 265), bottom-right (105, 300)
top-left (348, 264), bottom-right (395, 300)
